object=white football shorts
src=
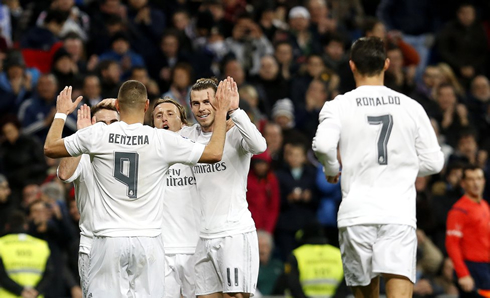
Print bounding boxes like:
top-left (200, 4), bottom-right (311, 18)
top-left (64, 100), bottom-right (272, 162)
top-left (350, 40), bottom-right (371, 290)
top-left (165, 253), bottom-right (196, 298)
top-left (339, 224), bottom-right (417, 286)
top-left (86, 236), bottom-right (165, 298)
top-left (194, 231), bottom-right (259, 296)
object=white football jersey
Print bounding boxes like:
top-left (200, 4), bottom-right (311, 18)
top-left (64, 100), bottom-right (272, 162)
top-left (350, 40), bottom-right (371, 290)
top-left (162, 162), bottom-right (200, 254)
top-left (64, 121), bottom-right (205, 237)
top-left (180, 109), bottom-right (267, 238)
top-left (313, 85), bottom-right (444, 229)
top-left (58, 154), bottom-right (94, 254)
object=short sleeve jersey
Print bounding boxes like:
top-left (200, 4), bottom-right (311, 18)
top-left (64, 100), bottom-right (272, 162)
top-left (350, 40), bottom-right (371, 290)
top-left (64, 121), bottom-right (205, 237)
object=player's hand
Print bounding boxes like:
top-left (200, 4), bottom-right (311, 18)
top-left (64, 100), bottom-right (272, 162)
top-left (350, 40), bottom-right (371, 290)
top-left (228, 76), bottom-right (240, 112)
top-left (56, 86), bottom-right (83, 115)
top-left (212, 79), bottom-right (232, 113)
top-left (77, 104), bottom-right (92, 130)
top-left (458, 276), bottom-right (475, 292)
top-left (326, 172), bottom-right (340, 184)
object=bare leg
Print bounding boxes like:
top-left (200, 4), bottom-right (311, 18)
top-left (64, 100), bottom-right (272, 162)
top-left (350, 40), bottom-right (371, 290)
top-left (223, 293), bottom-right (250, 298)
top-left (199, 293), bottom-right (223, 298)
top-left (383, 274), bottom-right (413, 298)
top-left (352, 276), bottom-right (380, 298)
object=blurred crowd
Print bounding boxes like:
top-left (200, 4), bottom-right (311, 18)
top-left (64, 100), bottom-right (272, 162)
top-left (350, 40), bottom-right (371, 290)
top-left (0, 0), bottom-right (489, 297)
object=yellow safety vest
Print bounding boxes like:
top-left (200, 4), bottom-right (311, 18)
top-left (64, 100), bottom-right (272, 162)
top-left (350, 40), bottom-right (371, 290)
top-left (292, 244), bottom-right (344, 298)
top-left (0, 233), bottom-right (50, 298)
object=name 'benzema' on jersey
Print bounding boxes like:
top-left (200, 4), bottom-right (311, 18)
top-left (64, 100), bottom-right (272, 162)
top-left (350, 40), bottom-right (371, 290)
top-left (109, 133), bottom-right (149, 145)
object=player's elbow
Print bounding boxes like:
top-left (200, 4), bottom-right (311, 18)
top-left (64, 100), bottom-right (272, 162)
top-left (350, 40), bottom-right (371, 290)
top-left (44, 145), bottom-right (57, 158)
top-left (418, 152), bottom-right (445, 176)
top-left (57, 169), bottom-right (70, 181)
top-left (251, 139), bottom-right (267, 155)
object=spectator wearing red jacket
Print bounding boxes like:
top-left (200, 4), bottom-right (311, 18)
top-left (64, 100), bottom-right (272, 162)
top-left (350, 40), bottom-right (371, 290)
top-left (246, 150), bottom-right (280, 234)
top-left (446, 165), bottom-right (490, 297)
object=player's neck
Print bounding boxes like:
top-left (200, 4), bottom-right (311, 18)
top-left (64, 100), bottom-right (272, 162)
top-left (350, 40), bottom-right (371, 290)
top-left (201, 124), bottom-right (213, 133)
top-left (355, 73), bottom-right (385, 87)
top-left (466, 193), bottom-right (482, 203)
top-left (119, 112), bottom-right (145, 125)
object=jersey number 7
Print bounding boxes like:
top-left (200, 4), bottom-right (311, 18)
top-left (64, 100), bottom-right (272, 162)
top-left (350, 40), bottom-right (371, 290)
top-left (367, 114), bottom-right (393, 165)
top-left (113, 152), bottom-right (139, 198)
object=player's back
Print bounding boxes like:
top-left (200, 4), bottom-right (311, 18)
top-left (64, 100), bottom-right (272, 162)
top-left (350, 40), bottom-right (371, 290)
top-left (330, 86), bottom-right (432, 228)
top-left (65, 121), bottom-right (204, 237)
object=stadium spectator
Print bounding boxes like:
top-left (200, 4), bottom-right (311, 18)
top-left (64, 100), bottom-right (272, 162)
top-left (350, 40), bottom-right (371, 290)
top-left (274, 41), bottom-right (298, 81)
top-left (437, 3), bottom-right (488, 84)
top-left (0, 51), bottom-right (38, 117)
top-left (97, 59), bottom-right (121, 98)
top-left (126, 0), bottom-right (166, 61)
top-left (251, 55), bottom-right (290, 112)
top-left (81, 74), bottom-right (102, 107)
top-left (99, 31), bottom-right (145, 76)
top-left (225, 13), bottom-right (274, 75)
top-left (433, 83), bottom-right (471, 147)
top-left (283, 221), bottom-right (347, 298)
top-left (275, 142), bottom-right (319, 260)
top-left (36, 0), bottom-right (90, 40)
top-left (257, 230), bottom-right (283, 296)
top-left (446, 165), bottom-right (490, 297)
top-left (0, 117), bottom-right (47, 195)
top-left (161, 63), bottom-right (193, 121)
top-left (18, 73), bottom-right (77, 141)
top-left (0, 211), bottom-right (52, 297)
top-left (0, 174), bottom-right (14, 236)
top-left (246, 150), bottom-right (280, 234)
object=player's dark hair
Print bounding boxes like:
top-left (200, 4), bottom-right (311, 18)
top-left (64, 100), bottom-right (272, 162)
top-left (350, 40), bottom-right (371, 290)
top-left (462, 165), bottom-right (483, 180)
top-left (190, 77), bottom-right (219, 100)
top-left (151, 97), bottom-right (188, 127)
top-left (117, 80), bottom-right (148, 111)
top-left (350, 37), bottom-right (386, 76)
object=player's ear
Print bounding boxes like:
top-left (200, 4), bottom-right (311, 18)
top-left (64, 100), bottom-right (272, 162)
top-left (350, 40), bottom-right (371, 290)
top-left (384, 58), bottom-right (390, 71)
top-left (349, 60), bottom-right (356, 73)
top-left (115, 99), bottom-right (120, 112)
top-left (91, 116), bottom-right (96, 125)
top-left (144, 99), bottom-right (150, 113)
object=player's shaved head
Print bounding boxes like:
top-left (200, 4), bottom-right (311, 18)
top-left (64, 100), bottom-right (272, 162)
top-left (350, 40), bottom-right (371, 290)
top-left (117, 80), bottom-right (148, 112)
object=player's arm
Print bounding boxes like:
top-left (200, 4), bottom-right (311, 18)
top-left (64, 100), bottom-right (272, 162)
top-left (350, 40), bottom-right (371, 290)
top-left (414, 104), bottom-right (444, 176)
top-left (445, 208), bottom-right (470, 279)
top-left (44, 86), bottom-right (83, 158)
top-left (312, 101), bottom-right (341, 180)
top-left (57, 105), bottom-right (92, 181)
top-left (198, 79), bottom-right (232, 163)
top-left (227, 78), bottom-right (267, 154)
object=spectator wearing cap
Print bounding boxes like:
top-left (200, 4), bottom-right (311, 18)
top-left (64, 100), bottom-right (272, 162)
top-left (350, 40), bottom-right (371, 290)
top-left (247, 150), bottom-right (280, 234)
top-left (0, 52), bottom-right (40, 117)
top-left (272, 98), bottom-right (308, 147)
top-left (287, 6), bottom-right (321, 62)
top-left (99, 31), bottom-right (145, 77)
